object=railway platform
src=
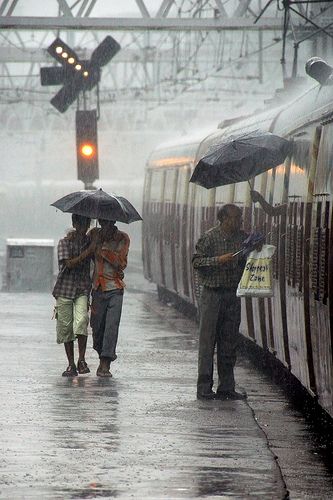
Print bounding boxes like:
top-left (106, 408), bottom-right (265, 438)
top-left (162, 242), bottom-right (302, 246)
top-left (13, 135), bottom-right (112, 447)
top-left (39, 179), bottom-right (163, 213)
top-left (0, 261), bottom-right (332, 499)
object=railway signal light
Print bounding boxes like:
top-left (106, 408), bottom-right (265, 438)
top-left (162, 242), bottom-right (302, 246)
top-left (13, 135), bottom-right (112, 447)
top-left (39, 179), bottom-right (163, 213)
top-left (41, 36), bottom-right (121, 113)
top-left (76, 110), bottom-right (98, 186)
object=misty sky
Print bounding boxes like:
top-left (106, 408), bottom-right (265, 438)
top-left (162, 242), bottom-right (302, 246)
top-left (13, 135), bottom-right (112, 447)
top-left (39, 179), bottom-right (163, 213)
top-left (14, 1), bottom-right (171, 17)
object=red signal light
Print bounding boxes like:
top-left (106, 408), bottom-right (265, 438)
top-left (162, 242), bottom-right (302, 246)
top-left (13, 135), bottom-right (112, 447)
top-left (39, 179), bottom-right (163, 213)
top-left (80, 143), bottom-right (95, 158)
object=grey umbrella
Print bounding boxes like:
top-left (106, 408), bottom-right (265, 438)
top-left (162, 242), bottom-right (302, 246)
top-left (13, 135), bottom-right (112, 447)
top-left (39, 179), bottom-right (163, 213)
top-left (51, 188), bottom-right (142, 223)
top-left (189, 130), bottom-right (292, 189)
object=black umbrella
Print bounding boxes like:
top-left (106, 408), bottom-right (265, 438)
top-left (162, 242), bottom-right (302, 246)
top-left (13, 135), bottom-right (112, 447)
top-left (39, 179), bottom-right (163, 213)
top-left (190, 130), bottom-right (291, 189)
top-left (51, 188), bottom-right (142, 223)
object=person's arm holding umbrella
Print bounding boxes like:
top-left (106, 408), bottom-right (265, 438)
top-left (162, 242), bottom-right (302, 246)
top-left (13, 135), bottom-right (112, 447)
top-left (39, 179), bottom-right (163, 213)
top-left (192, 233), bottom-right (235, 271)
top-left (250, 190), bottom-right (287, 216)
top-left (65, 228), bottom-right (100, 269)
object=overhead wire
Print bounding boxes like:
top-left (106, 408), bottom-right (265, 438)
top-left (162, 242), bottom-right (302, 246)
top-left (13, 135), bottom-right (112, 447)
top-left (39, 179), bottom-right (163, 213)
top-left (0, 0), bottom-right (326, 107)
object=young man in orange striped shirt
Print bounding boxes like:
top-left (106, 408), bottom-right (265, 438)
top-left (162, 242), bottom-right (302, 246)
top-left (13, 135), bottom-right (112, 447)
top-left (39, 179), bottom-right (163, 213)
top-left (89, 219), bottom-right (130, 377)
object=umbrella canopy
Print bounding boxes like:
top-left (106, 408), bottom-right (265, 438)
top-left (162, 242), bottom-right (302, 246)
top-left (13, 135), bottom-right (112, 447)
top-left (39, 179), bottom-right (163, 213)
top-left (51, 188), bottom-right (142, 223)
top-left (190, 130), bottom-right (291, 189)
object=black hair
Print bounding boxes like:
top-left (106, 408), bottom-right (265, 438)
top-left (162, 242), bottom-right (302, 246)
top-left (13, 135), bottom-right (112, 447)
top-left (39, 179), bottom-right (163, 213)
top-left (217, 204), bottom-right (242, 222)
top-left (98, 219), bottom-right (115, 225)
top-left (72, 214), bottom-right (90, 225)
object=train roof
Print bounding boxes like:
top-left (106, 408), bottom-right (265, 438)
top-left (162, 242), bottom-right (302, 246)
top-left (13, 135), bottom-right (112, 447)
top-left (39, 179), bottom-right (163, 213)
top-left (150, 128), bottom-right (214, 151)
top-left (206, 82), bottom-right (333, 139)
top-left (195, 106), bottom-right (285, 161)
top-left (147, 128), bottom-right (215, 168)
top-left (147, 79), bottom-right (333, 169)
top-left (273, 83), bottom-right (333, 136)
top-left (214, 83), bottom-right (333, 143)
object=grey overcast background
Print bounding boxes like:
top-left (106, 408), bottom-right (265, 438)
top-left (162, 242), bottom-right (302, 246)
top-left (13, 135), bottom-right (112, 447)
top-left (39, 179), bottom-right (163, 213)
top-left (0, 1), bottom-right (316, 256)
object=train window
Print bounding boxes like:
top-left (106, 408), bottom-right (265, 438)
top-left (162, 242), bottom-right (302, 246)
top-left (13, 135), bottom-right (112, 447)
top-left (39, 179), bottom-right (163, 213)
top-left (143, 171), bottom-right (152, 203)
top-left (193, 184), bottom-right (213, 208)
top-left (311, 200), bottom-right (330, 303)
top-left (234, 182), bottom-right (248, 205)
top-left (288, 139), bottom-right (311, 199)
top-left (148, 143), bottom-right (198, 168)
top-left (150, 170), bottom-right (164, 201)
top-left (250, 173), bottom-right (269, 231)
top-left (176, 166), bottom-right (190, 205)
top-left (272, 162), bottom-right (286, 206)
top-left (215, 184), bottom-right (233, 204)
top-left (284, 138), bottom-right (311, 289)
top-left (164, 169), bottom-right (178, 202)
top-left (193, 184), bottom-right (215, 234)
top-left (315, 123), bottom-right (333, 196)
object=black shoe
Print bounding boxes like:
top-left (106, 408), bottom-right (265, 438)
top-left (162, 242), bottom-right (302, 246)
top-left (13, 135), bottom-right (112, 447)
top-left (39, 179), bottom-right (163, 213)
top-left (215, 390), bottom-right (247, 400)
top-left (197, 391), bottom-right (215, 400)
top-left (62, 364), bottom-right (78, 377)
top-left (77, 360), bottom-right (90, 374)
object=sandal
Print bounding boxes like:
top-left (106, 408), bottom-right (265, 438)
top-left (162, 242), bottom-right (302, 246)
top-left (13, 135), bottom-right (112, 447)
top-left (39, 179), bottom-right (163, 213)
top-left (77, 360), bottom-right (90, 374)
top-left (62, 364), bottom-right (78, 377)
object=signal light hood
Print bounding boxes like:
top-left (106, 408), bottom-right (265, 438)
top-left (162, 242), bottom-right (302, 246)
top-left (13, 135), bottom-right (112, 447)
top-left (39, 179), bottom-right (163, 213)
top-left (305, 57), bottom-right (333, 86)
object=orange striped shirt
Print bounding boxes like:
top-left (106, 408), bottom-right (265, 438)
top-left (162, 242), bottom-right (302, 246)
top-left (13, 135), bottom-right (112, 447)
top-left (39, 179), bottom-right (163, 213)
top-left (92, 229), bottom-right (130, 291)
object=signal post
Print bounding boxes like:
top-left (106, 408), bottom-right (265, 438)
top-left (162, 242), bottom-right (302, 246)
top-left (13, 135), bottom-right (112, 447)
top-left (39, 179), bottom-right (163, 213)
top-left (76, 110), bottom-right (98, 189)
top-left (40, 36), bottom-right (120, 189)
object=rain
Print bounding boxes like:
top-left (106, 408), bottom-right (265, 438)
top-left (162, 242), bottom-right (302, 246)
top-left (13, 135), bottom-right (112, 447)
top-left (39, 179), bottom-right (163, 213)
top-left (0, 1), bottom-right (333, 499)
top-left (0, 0), bottom-right (300, 261)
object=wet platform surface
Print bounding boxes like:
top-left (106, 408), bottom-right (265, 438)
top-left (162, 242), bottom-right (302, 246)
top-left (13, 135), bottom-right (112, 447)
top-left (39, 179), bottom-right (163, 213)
top-left (0, 266), bottom-right (332, 499)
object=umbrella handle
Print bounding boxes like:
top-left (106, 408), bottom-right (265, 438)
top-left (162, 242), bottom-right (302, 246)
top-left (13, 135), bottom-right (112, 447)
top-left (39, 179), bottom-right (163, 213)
top-left (247, 179), bottom-right (254, 190)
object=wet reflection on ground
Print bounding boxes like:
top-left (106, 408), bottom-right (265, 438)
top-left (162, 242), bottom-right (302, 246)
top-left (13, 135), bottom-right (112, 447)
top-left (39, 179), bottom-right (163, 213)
top-left (0, 281), bottom-right (332, 498)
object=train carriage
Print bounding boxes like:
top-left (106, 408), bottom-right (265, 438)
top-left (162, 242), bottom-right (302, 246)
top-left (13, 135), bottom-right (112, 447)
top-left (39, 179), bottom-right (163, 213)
top-left (142, 81), bottom-right (333, 419)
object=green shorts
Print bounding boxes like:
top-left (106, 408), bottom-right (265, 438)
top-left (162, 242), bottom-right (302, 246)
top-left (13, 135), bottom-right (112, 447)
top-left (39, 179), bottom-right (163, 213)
top-left (55, 295), bottom-right (89, 344)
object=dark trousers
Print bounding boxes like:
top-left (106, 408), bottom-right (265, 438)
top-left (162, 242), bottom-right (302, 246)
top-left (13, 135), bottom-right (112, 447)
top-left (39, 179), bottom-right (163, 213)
top-left (90, 288), bottom-right (124, 360)
top-left (197, 286), bottom-right (241, 396)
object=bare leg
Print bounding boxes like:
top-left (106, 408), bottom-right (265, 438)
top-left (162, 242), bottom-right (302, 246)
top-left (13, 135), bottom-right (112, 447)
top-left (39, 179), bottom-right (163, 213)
top-left (77, 335), bottom-right (87, 362)
top-left (76, 335), bottom-right (90, 374)
top-left (64, 341), bottom-right (75, 366)
top-left (62, 341), bottom-right (77, 376)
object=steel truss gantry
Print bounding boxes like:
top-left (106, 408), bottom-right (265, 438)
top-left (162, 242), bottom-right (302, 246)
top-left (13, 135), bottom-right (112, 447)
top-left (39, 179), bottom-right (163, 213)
top-left (0, 1), bottom-right (332, 124)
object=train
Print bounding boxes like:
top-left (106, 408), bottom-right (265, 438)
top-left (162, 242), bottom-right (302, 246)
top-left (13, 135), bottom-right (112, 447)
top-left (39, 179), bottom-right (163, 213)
top-left (142, 68), bottom-right (333, 419)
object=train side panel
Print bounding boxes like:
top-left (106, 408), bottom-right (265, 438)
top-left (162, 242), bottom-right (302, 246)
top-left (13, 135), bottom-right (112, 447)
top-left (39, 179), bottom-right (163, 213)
top-left (174, 166), bottom-right (192, 300)
top-left (309, 122), bottom-right (333, 415)
top-left (284, 135), bottom-right (313, 391)
top-left (142, 168), bottom-right (165, 286)
top-left (162, 168), bottom-right (178, 293)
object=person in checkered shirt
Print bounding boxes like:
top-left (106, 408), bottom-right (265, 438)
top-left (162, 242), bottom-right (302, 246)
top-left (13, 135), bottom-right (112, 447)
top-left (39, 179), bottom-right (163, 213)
top-left (192, 204), bottom-right (247, 401)
top-left (53, 214), bottom-right (93, 377)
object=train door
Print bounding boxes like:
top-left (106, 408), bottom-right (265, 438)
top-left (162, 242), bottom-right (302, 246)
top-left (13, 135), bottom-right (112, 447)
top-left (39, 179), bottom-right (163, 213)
top-left (142, 169), bottom-right (152, 280)
top-left (251, 160), bottom-right (290, 366)
top-left (285, 134), bottom-right (314, 390)
top-left (310, 123), bottom-right (333, 413)
top-left (147, 168), bottom-right (165, 287)
top-left (189, 183), bottom-right (215, 308)
top-left (249, 172), bottom-right (272, 349)
top-left (233, 181), bottom-right (255, 343)
top-left (162, 168), bottom-right (178, 294)
top-left (174, 165), bottom-right (191, 301)
top-left (272, 159), bottom-right (292, 368)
